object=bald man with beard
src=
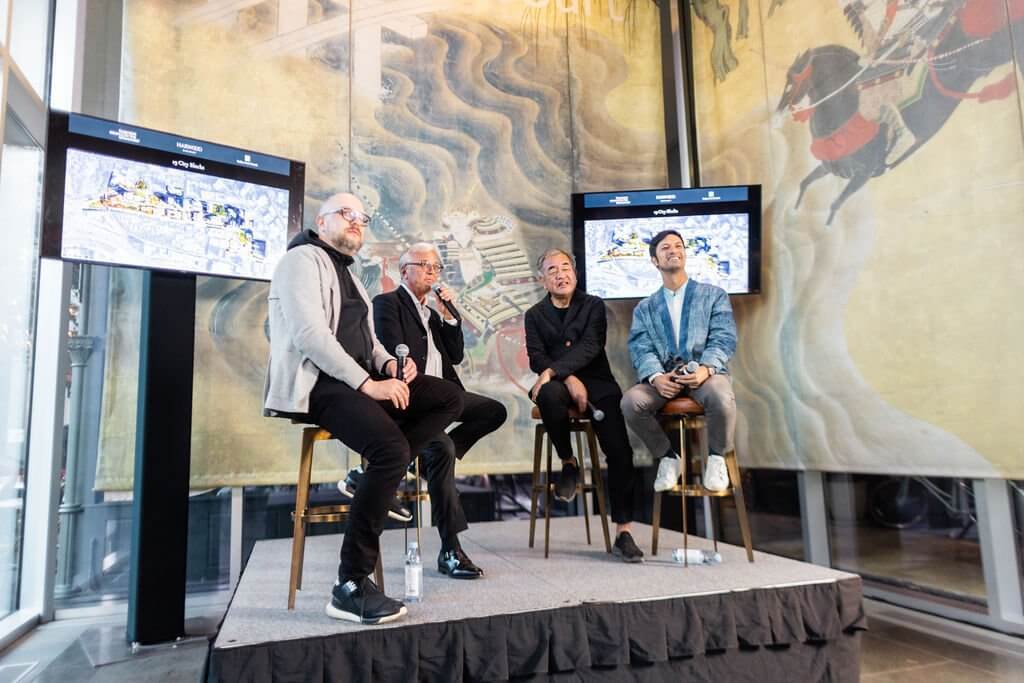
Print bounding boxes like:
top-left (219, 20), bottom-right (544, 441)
top-left (264, 192), bottom-right (463, 625)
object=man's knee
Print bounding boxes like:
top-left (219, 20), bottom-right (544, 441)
top-left (620, 385), bottom-right (655, 418)
top-left (365, 433), bottom-right (412, 473)
top-left (535, 381), bottom-right (566, 410)
top-left (425, 434), bottom-right (456, 463)
top-left (490, 400), bottom-right (509, 429)
top-left (701, 378), bottom-right (736, 414)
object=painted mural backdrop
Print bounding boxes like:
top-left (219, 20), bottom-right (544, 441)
top-left (689, 0), bottom-right (1024, 477)
top-left (97, 0), bottom-right (667, 488)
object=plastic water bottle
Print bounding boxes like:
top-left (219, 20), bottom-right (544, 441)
top-left (671, 548), bottom-right (722, 565)
top-left (404, 541), bottom-right (422, 602)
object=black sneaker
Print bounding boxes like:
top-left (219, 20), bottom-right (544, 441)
top-left (555, 460), bottom-right (579, 502)
top-left (339, 467), bottom-right (413, 523)
top-left (612, 531), bottom-right (644, 563)
top-left (326, 577), bottom-right (407, 624)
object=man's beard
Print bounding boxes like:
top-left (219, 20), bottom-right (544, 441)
top-left (657, 261), bottom-right (683, 273)
top-left (334, 231), bottom-right (363, 254)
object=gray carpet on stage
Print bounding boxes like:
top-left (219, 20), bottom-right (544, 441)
top-left (215, 517), bottom-right (857, 652)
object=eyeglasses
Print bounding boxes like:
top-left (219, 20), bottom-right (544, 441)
top-left (321, 206), bottom-right (371, 226)
top-left (408, 261), bottom-right (443, 274)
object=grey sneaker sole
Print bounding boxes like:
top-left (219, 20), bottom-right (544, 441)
top-left (612, 546), bottom-right (645, 563)
top-left (325, 600), bottom-right (407, 624)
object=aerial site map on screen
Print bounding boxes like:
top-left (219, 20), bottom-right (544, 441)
top-left (62, 149), bottom-right (290, 279)
top-left (571, 186), bottom-right (762, 299)
top-left (583, 213), bottom-right (750, 298)
top-left (42, 112), bottom-right (305, 281)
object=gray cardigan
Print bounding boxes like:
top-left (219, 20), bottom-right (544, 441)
top-left (263, 244), bottom-right (394, 415)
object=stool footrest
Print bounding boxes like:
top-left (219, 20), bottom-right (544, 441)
top-left (292, 504), bottom-right (352, 524)
top-left (658, 485), bottom-right (735, 497)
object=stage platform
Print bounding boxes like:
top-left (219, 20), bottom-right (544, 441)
top-left (210, 517), bottom-right (865, 681)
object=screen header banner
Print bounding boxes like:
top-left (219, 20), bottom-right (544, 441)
top-left (68, 113), bottom-right (292, 176)
top-left (583, 186), bottom-right (748, 208)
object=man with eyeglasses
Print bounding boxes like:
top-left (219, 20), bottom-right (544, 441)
top-left (524, 248), bottom-right (644, 562)
top-left (264, 192), bottom-right (463, 624)
top-left (366, 242), bottom-right (507, 579)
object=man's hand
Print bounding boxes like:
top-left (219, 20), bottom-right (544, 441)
top-left (564, 375), bottom-right (588, 414)
top-left (384, 357), bottom-right (418, 384)
top-left (529, 368), bottom-right (555, 402)
top-left (433, 284), bottom-right (457, 321)
top-left (674, 365), bottom-right (710, 389)
top-left (360, 378), bottom-right (410, 410)
top-left (651, 373), bottom-right (683, 399)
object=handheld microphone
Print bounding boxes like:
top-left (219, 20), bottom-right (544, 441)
top-left (395, 344), bottom-right (409, 381)
top-left (587, 401), bottom-right (605, 422)
top-left (431, 283), bottom-right (461, 322)
top-left (673, 360), bottom-right (700, 376)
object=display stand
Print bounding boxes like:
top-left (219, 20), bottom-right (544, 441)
top-left (126, 270), bottom-right (197, 645)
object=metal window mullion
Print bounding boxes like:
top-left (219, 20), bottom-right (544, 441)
top-left (798, 470), bottom-right (831, 566)
top-left (974, 478), bottom-right (1024, 633)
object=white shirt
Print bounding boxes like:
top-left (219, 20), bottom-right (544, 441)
top-left (401, 283), bottom-right (451, 378)
top-left (649, 282), bottom-right (687, 383)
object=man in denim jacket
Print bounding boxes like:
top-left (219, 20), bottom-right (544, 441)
top-left (620, 230), bottom-right (737, 493)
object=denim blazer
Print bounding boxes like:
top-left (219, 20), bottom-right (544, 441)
top-left (627, 279), bottom-right (737, 382)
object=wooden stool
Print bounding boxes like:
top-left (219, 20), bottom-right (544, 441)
top-left (528, 406), bottom-right (612, 558)
top-left (288, 425), bottom-right (384, 610)
top-left (650, 398), bottom-right (754, 565)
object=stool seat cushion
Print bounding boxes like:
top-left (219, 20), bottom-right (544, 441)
top-left (531, 405), bottom-right (587, 420)
top-left (658, 397), bottom-right (704, 415)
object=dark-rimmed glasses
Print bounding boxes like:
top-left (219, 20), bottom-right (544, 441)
top-left (321, 206), bottom-right (371, 226)
top-left (408, 261), bottom-right (443, 274)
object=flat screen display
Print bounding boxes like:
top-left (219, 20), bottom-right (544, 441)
top-left (571, 185), bottom-right (761, 298)
top-left (42, 111), bottom-right (305, 281)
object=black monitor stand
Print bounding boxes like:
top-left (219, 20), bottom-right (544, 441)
top-left (127, 270), bottom-right (197, 645)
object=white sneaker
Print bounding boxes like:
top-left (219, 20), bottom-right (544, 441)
top-left (703, 454), bottom-right (729, 492)
top-left (653, 456), bottom-right (681, 492)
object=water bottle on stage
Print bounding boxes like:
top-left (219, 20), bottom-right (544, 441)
top-left (671, 548), bottom-right (722, 565)
top-left (405, 541), bottom-right (423, 602)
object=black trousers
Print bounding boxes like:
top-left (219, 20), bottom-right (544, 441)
top-left (535, 381), bottom-right (635, 524)
top-left (419, 390), bottom-right (507, 545)
top-left (307, 374), bottom-right (462, 583)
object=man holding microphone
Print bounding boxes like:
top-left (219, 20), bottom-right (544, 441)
top-left (370, 242), bottom-right (506, 579)
top-left (524, 248), bottom-right (643, 563)
top-left (264, 193), bottom-right (462, 624)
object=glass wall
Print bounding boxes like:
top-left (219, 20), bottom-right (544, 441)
top-left (0, 77), bottom-right (47, 621)
top-left (718, 469), bottom-right (804, 561)
top-left (826, 474), bottom-right (985, 609)
top-left (1013, 481), bottom-right (1024, 598)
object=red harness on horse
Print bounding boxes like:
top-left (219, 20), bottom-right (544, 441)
top-left (810, 113), bottom-right (880, 161)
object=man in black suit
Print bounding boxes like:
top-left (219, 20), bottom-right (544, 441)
top-left (524, 248), bottom-right (643, 562)
top-left (370, 242), bottom-right (507, 578)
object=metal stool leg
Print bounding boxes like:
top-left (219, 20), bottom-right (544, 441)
top-left (288, 429), bottom-right (315, 609)
top-left (726, 451), bottom-right (754, 562)
top-left (414, 456), bottom-right (423, 551)
top-left (651, 491), bottom-right (662, 556)
top-left (575, 429), bottom-right (591, 545)
top-left (528, 424), bottom-right (544, 548)
top-left (586, 423), bottom-right (611, 552)
top-left (544, 436), bottom-right (553, 559)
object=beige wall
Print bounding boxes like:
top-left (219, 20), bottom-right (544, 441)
top-left (690, 0), bottom-right (1024, 477)
top-left (98, 0), bottom-right (667, 488)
